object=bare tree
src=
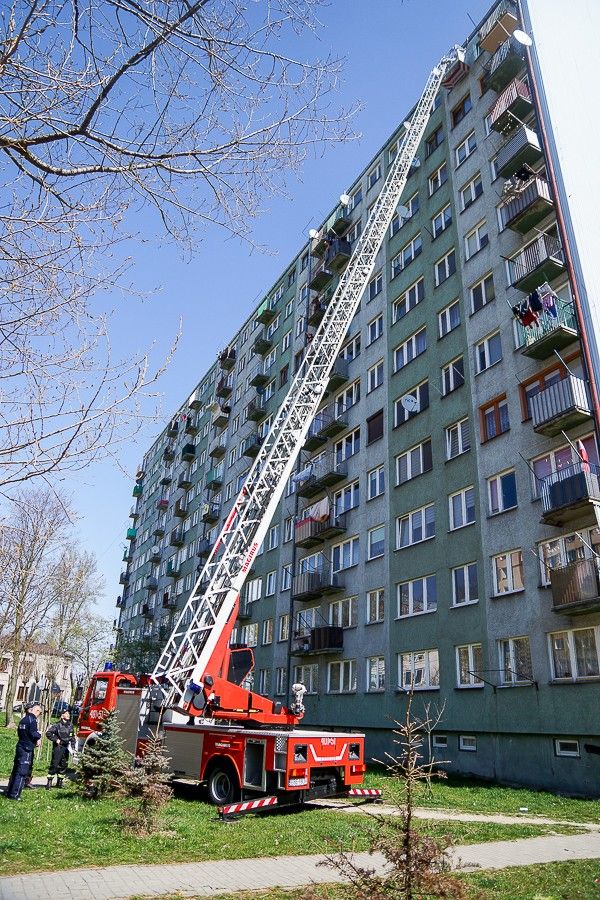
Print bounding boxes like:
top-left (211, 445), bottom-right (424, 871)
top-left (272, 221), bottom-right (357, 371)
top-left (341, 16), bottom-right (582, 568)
top-left (0, 0), bottom-right (357, 488)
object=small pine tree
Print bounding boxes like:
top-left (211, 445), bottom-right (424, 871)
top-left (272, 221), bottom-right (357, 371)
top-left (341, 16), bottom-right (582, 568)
top-left (77, 710), bottom-right (129, 799)
top-left (117, 729), bottom-right (173, 834)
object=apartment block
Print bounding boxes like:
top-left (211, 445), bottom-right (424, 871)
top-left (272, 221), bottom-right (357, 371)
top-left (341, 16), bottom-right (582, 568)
top-left (114, 0), bottom-right (600, 795)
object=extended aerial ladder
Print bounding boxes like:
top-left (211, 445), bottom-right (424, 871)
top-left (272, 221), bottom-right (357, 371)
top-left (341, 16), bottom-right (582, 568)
top-left (149, 47), bottom-right (463, 728)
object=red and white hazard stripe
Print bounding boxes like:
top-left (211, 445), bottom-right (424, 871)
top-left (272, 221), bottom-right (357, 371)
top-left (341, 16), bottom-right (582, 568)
top-left (219, 795), bottom-right (278, 817)
top-left (347, 788), bottom-right (383, 798)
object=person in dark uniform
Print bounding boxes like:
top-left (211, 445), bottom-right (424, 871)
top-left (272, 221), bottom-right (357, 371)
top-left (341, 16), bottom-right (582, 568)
top-left (4, 701), bottom-right (42, 800)
top-left (46, 709), bottom-right (75, 788)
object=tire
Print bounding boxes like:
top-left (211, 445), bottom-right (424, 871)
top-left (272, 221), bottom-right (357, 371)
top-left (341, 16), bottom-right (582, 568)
top-left (206, 763), bottom-right (239, 805)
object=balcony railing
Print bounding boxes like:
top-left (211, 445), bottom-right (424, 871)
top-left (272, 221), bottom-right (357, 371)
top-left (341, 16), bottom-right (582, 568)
top-left (146, 576), bottom-right (158, 592)
top-left (500, 177), bottom-right (553, 235)
top-left (488, 35), bottom-right (526, 92)
top-left (197, 537), bottom-right (211, 558)
top-left (479, 0), bottom-right (519, 53)
top-left (185, 415), bottom-right (200, 436)
top-left (174, 498), bottom-right (188, 518)
top-left (205, 466), bottom-right (224, 491)
top-left (550, 558), bottom-right (600, 615)
top-left (509, 234), bottom-right (565, 292)
top-left (252, 329), bottom-right (274, 357)
top-left (126, 527), bottom-right (137, 541)
top-left (166, 560), bottom-right (181, 578)
top-left (291, 626), bottom-right (344, 655)
top-left (540, 461), bottom-right (600, 527)
top-left (160, 470), bottom-right (173, 486)
top-left (248, 365), bottom-right (270, 389)
top-left (170, 528), bottom-right (184, 547)
top-left (216, 376), bottom-right (233, 399)
top-left (297, 458), bottom-right (348, 499)
top-left (294, 512), bottom-right (347, 548)
top-left (309, 258), bottom-right (334, 292)
top-left (311, 209), bottom-right (352, 256)
top-left (166, 419), bottom-right (179, 438)
top-left (202, 502), bottom-right (221, 524)
top-left (496, 125), bottom-right (543, 179)
top-left (218, 347), bottom-right (236, 370)
top-left (178, 470), bottom-right (192, 489)
top-left (119, 571), bottom-right (129, 585)
top-left (129, 505), bottom-right (139, 520)
top-left (156, 497), bottom-right (169, 511)
top-left (132, 483), bottom-right (143, 498)
top-left (211, 405), bottom-right (230, 428)
top-left (241, 433), bottom-right (263, 458)
top-left (490, 77), bottom-right (532, 135)
top-left (325, 357), bottom-right (349, 393)
top-left (292, 567), bottom-right (345, 601)
top-left (246, 397), bottom-right (267, 423)
top-left (181, 442), bottom-right (196, 462)
top-left (255, 298), bottom-right (277, 326)
top-left (324, 237), bottom-right (352, 273)
top-left (518, 300), bottom-right (577, 360)
top-left (531, 375), bottom-right (592, 437)
top-left (163, 444), bottom-right (175, 462)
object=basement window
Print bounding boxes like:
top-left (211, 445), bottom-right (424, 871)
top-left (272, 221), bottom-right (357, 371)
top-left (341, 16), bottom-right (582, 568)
top-left (554, 739), bottom-right (580, 758)
top-left (459, 735), bottom-right (477, 752)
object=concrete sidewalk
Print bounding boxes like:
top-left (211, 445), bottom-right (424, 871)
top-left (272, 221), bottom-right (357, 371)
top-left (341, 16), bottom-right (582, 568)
top-left (1, 831), bottom-right (600, 900)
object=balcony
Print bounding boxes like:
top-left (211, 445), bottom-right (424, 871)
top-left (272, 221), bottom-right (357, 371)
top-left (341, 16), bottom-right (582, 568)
top-left (150, 546), bottom-right (161, 562)
top-left (318, 405), bottom-right (348, 439)
top-left (325, 357), bottom-right (349, 393)
top-left (122, 548), bottom-right (132, 563)
top-left (479, 0), bottom-right (519, 53)
top-left (519, 300), bottom-right (578, 360)
top-left (297, 458), bottom-right (348, 499)
top-left (216, 376), bottom-right (233, 399)
top-left (129, 505), bottom-right (139, 521)
top-left (252, 329), bottom-right (274, 357)
top-left (167, 419), bottom-right (179, 439)
top-left (205, 467), bottom-right (224, 492)
top-left (500, 177), bottom-right (554, 234)
top-left (550, 558), bottom-right (600, 615)
top-left (219, 347), bottom-right (236, 371)
top-left (174, 498), bottom-right (188, 518)
top-left (208, 437), bottom-right (227, 459)
top-left (141, 604), bottom-right (154, 619)
top-left (441, 47), bottom-right (470, 90)
top-left (488, 35), bottom-right (526, 93)
top-left (255, 298), bottom-right (277, 326)
top-left (202, 502), bottom-right (221, 524)
top-left (116, 596), bottom-right (125, 609)
top-left (531, 375), bottom-right (593, 437)
top-left (309, 258), bottom-right (334, 292)
top-left (311, 210), bottom-right (352, 256)
top-left (303, 415), bottom-right (329, 452)
top-left (163, 444), bottom-right (175, 462)
top-left (146, 576), bottom-right (158, 592)
top-left (178, 470), bottom-right (192, 489)
top-left (490, 77), bottom-right (532, 135)
top-left (211, 404), bottom-right (230, 429)
top-left (132, 483), bottom-right (143, 498)
top-left (197, 537), bottom-right (211, 558)
top-left (324, 237), bottom-right (352, 273)
top-left (292, 567), bottom-right (345, 601)
top-left (540, 462), bottom-right (600, 527)
top-left (237, 602), bottom-right (252, 621)
top-left (185, 415), bottom-right (199, 436)
top-left (241, 433), bottom-right (263, 459)
top-left (249, 365), bottom-right (270, 389)
top-left (307, 298), bottom-right (327, 329)
top-left (166, 560), bottom-right (181, 578)
top-left (509, 234), bottom-right (565, 293)
top-left (119, 571), bottom-right (130, 586)
top-left (496, 125), bottom-right (543, 178)
top-left (160, 470), bottom-right (173, 486)
top-left (156, 497), bottom-right (169, 511)
top-left (188, 389), bottom-right (201, 411)
top-left (162, 592), bottom-right (176, 609)
top-left (291, 626), bottom-right (344, 655)
top-left (246, 397), bottom-right (267, 423)
top-left (152, 523), bottom-right (165, 538)
top-left (126, 528), bottom-right (137, 541)
top-left (181, 442), bottom-right (196, 462)
top-left (170, 527), bottom-right (184, 547)
top-left (294, 512), bottom-right (347, 549)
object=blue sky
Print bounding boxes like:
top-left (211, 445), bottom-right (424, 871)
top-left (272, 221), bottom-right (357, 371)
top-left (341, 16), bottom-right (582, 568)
top-left (73, 0), bottom-right (491, 620)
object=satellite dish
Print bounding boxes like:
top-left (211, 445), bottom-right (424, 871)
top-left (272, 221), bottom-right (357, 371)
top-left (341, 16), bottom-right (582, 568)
top-left (400, 394), bottom-right (420, 413)
top-left (403, 121), bottom-right (412, 131)
top-left (339, 193), bottom-right (351, 206)
top-left (412, 158), bottom-right (421, 168)
top-left (513, 29), bottom-right (532, 47)
top-left (308, 228), bottom-right (318, 239)
top-left (397, 205), bottom-right (410, 219)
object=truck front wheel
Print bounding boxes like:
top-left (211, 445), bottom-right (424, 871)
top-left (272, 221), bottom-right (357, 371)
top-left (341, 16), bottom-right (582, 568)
top-left (206, 762), bottom-right (239, 805)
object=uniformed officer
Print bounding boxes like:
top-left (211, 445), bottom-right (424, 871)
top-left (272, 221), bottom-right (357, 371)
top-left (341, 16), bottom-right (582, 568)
top-left (46, 710), bottom-right (75, 788)
top-left (4, 701), bottom-right (42, 800)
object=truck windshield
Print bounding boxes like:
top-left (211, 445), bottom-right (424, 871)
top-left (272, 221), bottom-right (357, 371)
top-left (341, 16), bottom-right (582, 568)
top-left (91, 678), bottom-right (109, 703)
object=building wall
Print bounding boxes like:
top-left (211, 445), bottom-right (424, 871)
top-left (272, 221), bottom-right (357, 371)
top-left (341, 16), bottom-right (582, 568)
top-left (0, 646), bottom-right (73, 711)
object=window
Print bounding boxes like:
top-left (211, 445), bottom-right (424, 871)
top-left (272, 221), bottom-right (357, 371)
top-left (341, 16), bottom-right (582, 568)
top-left (367, 525), bottom-right (385, 560)
top-left (279, 364), bottom-right (289, 388)
top-left (481, 395), bottom-right (509, 441)
top-left (241, 622), bottom-right (259, 647)
top-left (367, 656), bottom-right (386, 692)
top-left (465, 221), bottom-right (489, 259)
top-left (432, 734), bottom-right (447, 749)
top-left (398, 649), bottom-right (439, 690)
top-left (329, 595), bottom-right (358, 628)
top-left (336, 379), bottom-right (360, 416)
top-left (530, 437), bottom-right (598, 500)
top-left (367, 464), bottom-right (385, 499)
top-left (281, 564), bottom-right (292, 591)
top-left (328, 659), bottom-right (357, 693)
top-left (392, 277), bottom-right (424, 324)
top-left (394, 380), bottom-right (429, 426)
top-left (285, 298), bottom-right (293, 319)
top-left (397, 574), bottom-right (437, 617)
top-left (264, 347), bottom-right (277, 370)
top-left (476, 331), bottom-right (502, 373)
top-left (262, 618), bottom-right (273, 645)
top-left (460, 173), bottom-right (483, 210)
top-left (245, 577), bottom-right (262, 603)
top-left (554, 739), bottom-right (580, 758)
top-left (432, 204), bottom-right (452, 238)
top-left (396, 438), bottom-right (432, 485)
top-left (295, 316), bottom-right (306, 338)
top-left (332, 537), bottom-right (359, 572)
top-left (335, 428), bottom-right (360, 463)
top-left (278, 613), bottom-right (289, 641)
top-left (263, 379), bottom-right (275, 401)
top-left (499, 636), bottom-right (533, 684)
top-left (456, 643), bottom-right (483, 687)
top-left (283, 516), bottom-right (294, 543)
top-left (367, 410), bottom-right (384, 444)
top-left (367, 162), bottom-right (382, 189)
top-left (300, 251), bottom-right (309, 272)
top-left (347, 220), bottom-right (362, 244)
top-left (434, 250), bottom-right (456, 286)
top-left (452, 94), bottom-right (472, 127)
top-left (333, 480), bottom-right (360, 515)
top-left (549, 627), bottom-right (600, 680)
top-left (294, 663), bottom-right (318, 694)
top-left (470, 273), bottom-right (495, 313)
top-left (449, 486), bottom-right (475, 530)
top-left (428, 162), bottom-right (448, 196)
top-left (391, 234), bottom-right (422, 278)
top-left (340, 334), bottom-right (361, 362)
top-left (368, 271), bottom-right (383, 302)
top-left (455, 130), bottom-right (476, 166)
top-left (267, 523), bottom-right (279, 550)
top-left (287, 268), bottom-right (296, 287)
top-left (396, 503), bottom-right (435, 549)
top-left (390, 193), bottom-right (419, 235)
top-left (488, 470), bottom-right (517, 515)
top-left (282, 330), bottom-right (291, 352)
top-left (493, 549), bottom-right (524, 595)
top-left (441, 356), bottom-right (464, 395)
top-left (438, 300), bottom-right (461, 338)
top-left (367, 360), bottom-right (384, 393)
top-left (425, 125), bottom-right (444, 157)
top-left (538, 527), bottom-right (600, 586)
top-left (452, 562), bottom-right (479, 606)
top-left (367, 589), bottom-right (385, 624)
top-left (276, 668), bottom-right (287, 696)
top-left (265, 571), bottom-right (277, 597)
top-left (267, 316), bottom-right (280, 339)
top-left (393, 327), bottom-right (427, 372)
top-left (349, 187), bottom-right (362, 210)
top-left (367, 314), bottom-right (384, 344)
top-left (459, 735), bottom-right (477, 752)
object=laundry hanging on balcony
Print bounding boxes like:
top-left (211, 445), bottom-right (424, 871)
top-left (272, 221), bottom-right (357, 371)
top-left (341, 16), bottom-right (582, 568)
top-left (512, 282), bottom-right (559, 327)
top-left (295, 497), bottom-right (330, 528)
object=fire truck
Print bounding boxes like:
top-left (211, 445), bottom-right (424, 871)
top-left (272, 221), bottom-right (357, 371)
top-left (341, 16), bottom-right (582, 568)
top-left (79, 46), bottom-right (463, 815)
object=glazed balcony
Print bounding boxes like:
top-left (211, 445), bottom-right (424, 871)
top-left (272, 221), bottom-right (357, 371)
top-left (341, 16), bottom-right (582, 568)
top-left (216, 375), bottom-right (233, 399)
top-left (163, 444), bottom-right (175, 462)
top-left (550, 558), bottom-right (600, 615)
top-left (177, 469), bottom-right (192, 489)
top-left (170, 527), bottom-right (184, 547)
top-left (211, 404), bottom-right (230, 429)
top-left (292, 567), bottom-right (345, 601)
top-left (202, 502), bottom-right (221, 524)
top-left (166, 559), bottom-right (181, 578)
top-left (126, 527), bottom-right (137, 541)
top-left (309, 258), bottom-right (334, 292)
top-left (255, 298), bottom-right (277, 326)
top-left (479, 0), bottom-right (519, 53)
top-left (246, 397), bottom-right (267, 423)
top-left (519, 301), bottom-right (578, 360)
top-left (325, 357), bottom-right (349, 393)
top-left (146, 576), bottom-right (158, 592)
top-left (488, 35), bottom-right (526, 93)
top-left (490, 77), bottom-right (532, 135)
top-left (297, 458), bottom-right (348, 499)
top-left (160, 470), bottom-right (173, 486)
top-left (294, 512), bottom-right (347, 549)
top-left (531, 375), bottom-right (592, 437)
top-left (241, 433), bottom-right (263, 459)
top-left (205, 466), bottom-right (224, 492)
top-left (156, 496), bottom-right (169, 511)
top-left (185, 415), bottom-right (199, 436)
top-left (166, 419), bottom-right (179, 439)
top-left (174, 498), bottom-right (188, 519)
top-left (540, 462), bottom-right (600, 527)
top-left (132, 483), bottom-right (143, 498)
top-left (119, 571), bottom-right (130, 586)
top-left (291, 626), bottom-right (344, 656)
top-left (181, 442), bottom-right (196, 462)
top-left (252, 329), bottom-right (274, 357)
top-left (509, 234), bottom-right (565, 293)
top-left (219, 348), bottom-right (236, 371)
top-left (249, 365), bottom-right (270, 389)
top-left (208, 437), bottom-right (227, 459)
top-left (496, 125), bottom-right (543, 179)
top-left (500, 177), bottom-right (554, 234)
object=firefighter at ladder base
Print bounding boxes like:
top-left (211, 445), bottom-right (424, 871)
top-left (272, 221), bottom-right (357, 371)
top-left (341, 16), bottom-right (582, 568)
top-left (46, 710), bottom-right (75, 789)
top-left (4, 701), bottom-right (42, 800)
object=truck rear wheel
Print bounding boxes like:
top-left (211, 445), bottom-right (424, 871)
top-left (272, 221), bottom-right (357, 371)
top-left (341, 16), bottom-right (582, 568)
top-left (206, 762), bottom-right (239, 805)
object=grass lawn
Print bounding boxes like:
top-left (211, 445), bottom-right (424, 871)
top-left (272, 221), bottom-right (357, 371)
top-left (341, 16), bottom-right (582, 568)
top-left (0, 781), bottom-right (583, 877)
